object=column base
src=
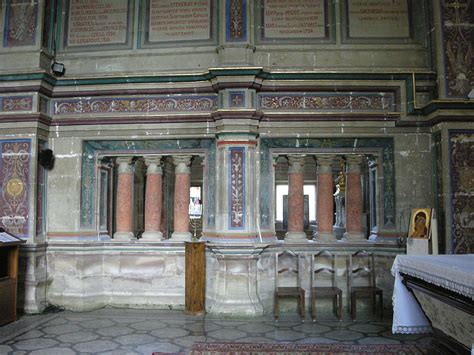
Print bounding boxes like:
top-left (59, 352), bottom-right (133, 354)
top-left (113, 232), bottom-right (135, 241)
top-left (140, 231), bottom-right (163, 241)
top-left (314, 232), bottom-right (335, 243)
top-left (284, 231), bottom-right (308, 243)
top-left (170, 231), bottom-right (192, 241)
top-left (343, 231), bottom-right (367, 241)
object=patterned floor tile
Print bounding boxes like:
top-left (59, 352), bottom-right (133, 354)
top-left (12, 338), bottom-right (59, 351)
top-left (97, 325), bottom-right (134, 337)
top-left (114, 333), bottom-right (155, 345)
top-left (136, 341), bottom-right (183, 354)
top-left (72, 339), bottom-right (119, 353)
top-left (206, 328), bottom-right (248, 341)
top-left (0, 309), bottom-right (437, 355)
top-left (150, 327), bottom-right (189, 338)
top-left (57, 330), bottom-right (99, 343)
top-left (265, 329), bottom-right (306, 341)
top-left (29, 348), bottom-right (77, 355)
top-left (324, 329), bottom-right (364, 341)
top-left (41, 324), bottom-right (82, 335)
top-left (348, 323), bottom-right (387, 333)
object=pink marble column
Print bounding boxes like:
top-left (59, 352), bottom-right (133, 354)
top-left (171, 155), bottom-right (192, 241)
top-left (344, 155), bottom-right (365, 241)
top-left (285, 154), bottom-right (307, 243)
top-left (142, 157), bottom-right (163, 241)
top-left (315, 155), bottom-right (336, 242)
top-left (113, 157), bottom-right (135, 240)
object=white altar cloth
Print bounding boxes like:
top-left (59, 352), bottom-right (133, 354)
top-left (391, 254), bottom-right (474, 334)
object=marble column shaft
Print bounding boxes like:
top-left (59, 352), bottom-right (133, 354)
top-left (171, 155), bottom-right (192, 241)
top-left (142, 157), bottom-right (163, 240)
top-left (316, 155), bottom-right (335, 235)
top-left (114, 157), bottom-right (134, 240)
top-left (345, 155), bottom-right (365, 240)
top-left (285, 155), bottom-right (307, 243)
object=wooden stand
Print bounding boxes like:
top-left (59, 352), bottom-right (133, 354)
top-left (185, 241), bottom-right (206, 315)
top-left (0, 230), bottom-right (25, 326)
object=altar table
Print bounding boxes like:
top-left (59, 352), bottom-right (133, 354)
top-left (391, 254), bottom-right (474, 353)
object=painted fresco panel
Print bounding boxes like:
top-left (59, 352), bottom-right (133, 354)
top-left (440, 0), bottom-right (474, 98)
top-left (3, 0), bottom-right (38, 47)
top-left (433, 132), bottom-right (445, 253)
top-left (36, 140), bottom-right (47, 236)
top-left (63, 0), bottom-right (133, 51)
top-left (346, 0), bottom-right (410, 38)
top-left (229, 147), bottom-right (245, 229)
top-left (226, 0), bottom-right (247, 42)
top-left (0, 139), bottom-right (31, 238)
top-left (449, 130), bottom-right (474, 254)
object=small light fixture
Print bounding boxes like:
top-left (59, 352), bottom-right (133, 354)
top-left (38, 149), bottom-right (55, 170)
top-left (51, 61), bottom-right (65, 76)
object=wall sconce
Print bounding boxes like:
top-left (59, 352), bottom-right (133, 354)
top-left (51, 61), bottom-right (66, 76)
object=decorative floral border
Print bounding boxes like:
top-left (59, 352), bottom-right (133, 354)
top-left (0, 139), bottom-right (31, 238)
top-left (258, 93), bottom-right (395, 111)
top-left (3, 0), bottom-right (38, 47)
top-left (226, 0), bottom-right (247, 42)
top-left (448, 130), bottom-right (474, 254)
top-left (440, 0), bottom-right (474, 98)
top-left (0, 96), bottom-right (34, 112)
top-left (229, 147), bottom-right (245, 229)
top-left (53, 95), bottom-right (218, 115)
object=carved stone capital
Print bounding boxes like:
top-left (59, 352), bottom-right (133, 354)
top-left (116, 157), bottom-right (133, 173)
top-left (345, 155), bottom-right (364, 174)
top-left (287, 154), bottom-right (305, 173)
top-left (173, 155), bottom-right (192, 174)
top-left (316, 155), bottom-right (336, 174)
top-left (144, 156), bottom-right (163, 174)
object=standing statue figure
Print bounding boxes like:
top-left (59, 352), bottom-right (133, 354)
top-left (334, 169), bottom-right (346, 229)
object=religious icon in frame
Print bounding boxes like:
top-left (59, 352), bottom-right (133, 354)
top-left (408, 208), bottom-right (432, 239)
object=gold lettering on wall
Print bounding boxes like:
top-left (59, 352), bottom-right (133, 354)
top-left (67, 0), bottom-right (129, 46)
top-left (264, 0), bottom-right (326, 39)
top-left (348, 0), bottom-right (409, 38)
top-left (149, 0), bottom-right (210, 42)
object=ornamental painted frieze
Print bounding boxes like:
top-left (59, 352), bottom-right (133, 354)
top-left (258, 93), bottom-right (395, 111)
top-left (0, 140), bottom-right (31, 238)
top-left (229, 147), bottom-right (245, 229)
top-left (449, 131), bottom-right (474, 254)
top-left (0, 96), bottom-right (34, 112)
top-left (53, 95), bottom-right (218, 115)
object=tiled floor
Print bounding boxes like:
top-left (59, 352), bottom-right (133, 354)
top-left (0, 308), bottom-right (434, 354)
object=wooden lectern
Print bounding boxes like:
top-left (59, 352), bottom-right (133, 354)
top-left (0, 228), bottom-right (25, 326)
top-left (184, 241), bottom-right (206, 315)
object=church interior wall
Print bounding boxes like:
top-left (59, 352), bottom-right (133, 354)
top-left (0, 0), bottom-right (472, 315)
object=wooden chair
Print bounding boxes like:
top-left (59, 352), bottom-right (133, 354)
top-left (274, 250), bottom-right (305, 322)
top-left (347, 250), bottom-right (383, 321)
top-left (311, 251), bottom-right (343, 322)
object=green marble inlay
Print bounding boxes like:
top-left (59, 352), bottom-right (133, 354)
top-left (81, 139), bottom-right (216, 229)
top-left (259, 138), bottom-right (395, 229)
